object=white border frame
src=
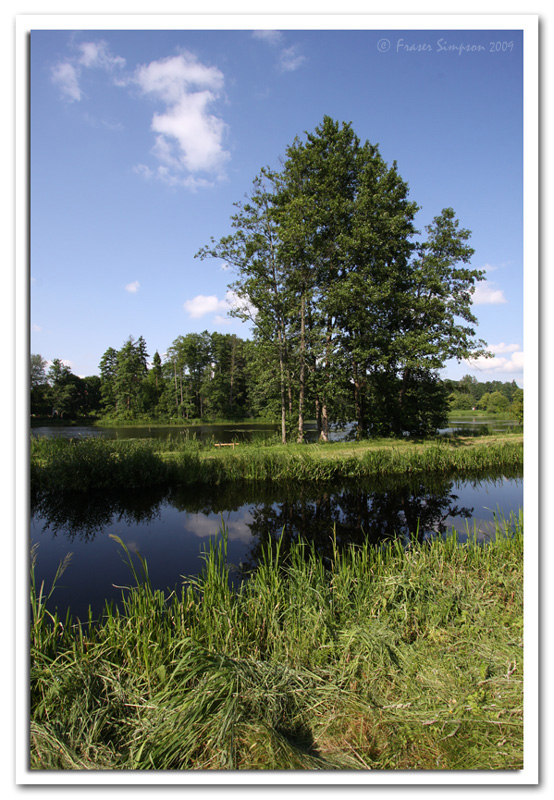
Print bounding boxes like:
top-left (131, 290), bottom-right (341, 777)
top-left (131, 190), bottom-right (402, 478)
top-left (15, 12), bottom-right (539, 788)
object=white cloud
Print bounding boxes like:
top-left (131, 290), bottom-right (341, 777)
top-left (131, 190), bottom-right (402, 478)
top-left (132, 53), bottom-right (229, 184)
top-left (51, 42), bottom-right (228, 189)
top-left (465, 345), bottom-right (523, 376)
top-left (51, 62), bottom-right (81, 102)
top-left (125, 281), bottom-right (140, 293)
top-left (31, 323), bottom-right (42, 333)
top-left (252, 31), bottom-right (306, 73)
top-left (279, 45), bottom-right (306, 73)
top-left (151, 91), bottom-right (228, 174)
top-left (183, 294), bottom-right (229, 319)
top-left (226, 290), bottom-right (257, 319)
top-left (213, 314), bottom-right (232, 326)
top-left (488, 342), bottom-right (520, 355)
top-left (252, 30), bottom-right (283, 45)
top-left (472, 281), bottom-right (507, 305)
top-left (51, 40), bottom-right (126, 103)
top-left (78, 41), bottom-right (126, 71)
top-left (133, 164), bottom-right (155, 180)
top-left (135, 53), bottom-right (223, 101)
top-left (183, 290), bottom-right (256, 321)
top-left (184, 513), bottom-right (253, 543)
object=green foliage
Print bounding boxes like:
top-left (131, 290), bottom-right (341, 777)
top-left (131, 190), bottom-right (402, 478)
top-left (197, 116), bottom-right (490, 439)
top-left (196, 170), bottom-right (292, 442)
top-left (31, 353), bottom-right (48, 388)
top-left (31, 354), bottom-right (50, 416)
top-left (368, 369), bottom-right (450, 437)
top-left (30, 356), bottom-right (102, 419)
top-left (486, 391), bottom-right (510, 413)
top-left (449, 376), bottom-right (522, 414)
top-left (112, 336), bottom-right (149, 418)
top-left (511, 388), bottom-right (524, 423)
top-left (448, 391), bottom-right (474, 410)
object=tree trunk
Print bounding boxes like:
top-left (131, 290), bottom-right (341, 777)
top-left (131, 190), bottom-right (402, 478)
top-left (297, 293), bottom-right (306, 443)
top-left (277, 328), bottom-right (287, 445)
top-left (229, 335), bottom-right (236, 411)
top-left (320, 403), bottom-right (329, 442)
top-left (315, 395), bottom-right (321, 440)
top-left (352, 360), bottom-right (364, 440)
top-left (287, 379), bottom-right (293, 416)
top-left (319, 318), bottom-right (332, 442)
top-left (399, 367), bottom-right (411, 435)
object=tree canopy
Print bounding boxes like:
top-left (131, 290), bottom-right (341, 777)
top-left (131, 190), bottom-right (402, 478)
top-left (197, 116), bottom-right (490, 438)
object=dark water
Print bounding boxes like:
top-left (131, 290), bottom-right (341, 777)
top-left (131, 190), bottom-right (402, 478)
top-left (440, 416), bottom-right (520, 435)
top-left (31, 469), bottom-right (523, 623)
top-left (31, 421), bottom-right (331, 444)
top-left (31, 415), bottom-right (519, 446)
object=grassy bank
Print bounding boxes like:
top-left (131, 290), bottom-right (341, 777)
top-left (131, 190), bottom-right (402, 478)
top-left (31, 512), bottom-right (523, 770)
top-left (31, 433), bottom-right (523, 492)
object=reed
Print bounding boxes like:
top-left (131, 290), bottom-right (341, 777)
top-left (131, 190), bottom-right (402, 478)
top-left (30, 511), bottom-right (523, 771)
top-left (31, 436), bottom-right (172, 492)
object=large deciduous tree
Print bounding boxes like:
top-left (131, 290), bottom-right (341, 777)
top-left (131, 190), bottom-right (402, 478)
top-left (371, 207), bottom-right (490, 436)
top-left (279, 118), bottom-right (421, 439)
top-left (197, 116), bottom-right (489, 439)
top-left (277, 117), bottom-right (365, 441)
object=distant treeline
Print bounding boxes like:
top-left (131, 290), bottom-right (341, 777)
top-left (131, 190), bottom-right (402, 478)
top-left (444, 374), bottom-right (523, 420)
top-left (31, 333), bottom-right (523, 432)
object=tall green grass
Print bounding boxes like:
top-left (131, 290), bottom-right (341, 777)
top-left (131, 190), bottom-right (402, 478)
top-left (31, 436), bottom-right (173, 492)
top-left (30, 511), bottom-right (523, 770)
top-left (31, 434), bottom-right (523, 492)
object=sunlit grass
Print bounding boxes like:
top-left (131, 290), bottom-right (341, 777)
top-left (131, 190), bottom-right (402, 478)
top-left (30, 511), bottom-right (523, 771)
top-left (31, 433), bottom-right (523, 492)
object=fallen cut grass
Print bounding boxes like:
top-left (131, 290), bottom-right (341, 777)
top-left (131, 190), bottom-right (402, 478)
top-left (30, 511), bottom-right (523, 771)
top-left (31, 433), bottom-right (523, 492)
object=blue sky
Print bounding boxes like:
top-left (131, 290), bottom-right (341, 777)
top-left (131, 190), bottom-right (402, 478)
top-left (30, 23), bottom-right (527, 386)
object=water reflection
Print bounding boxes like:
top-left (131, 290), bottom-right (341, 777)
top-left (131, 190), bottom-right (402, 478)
top-left (32, 468), bottom-right (522, 542)
top-left (31, 486), bottom-right (167, 542)
top-left (228, 472), bottom-right (520, 576)
top-left (32, 468), bottom-right (522, 596)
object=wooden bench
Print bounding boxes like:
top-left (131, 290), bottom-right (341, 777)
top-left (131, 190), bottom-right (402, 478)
top-left (214, 442), bottom-right (238, 449)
